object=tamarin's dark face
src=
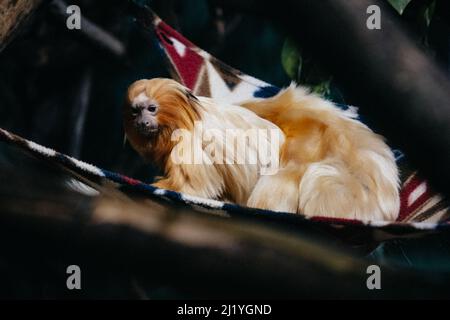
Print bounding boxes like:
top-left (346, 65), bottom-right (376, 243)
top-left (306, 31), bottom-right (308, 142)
top-left (123, 78), bottom-right (201, 161)
top-left (129, 91), bottom-right (159, 137)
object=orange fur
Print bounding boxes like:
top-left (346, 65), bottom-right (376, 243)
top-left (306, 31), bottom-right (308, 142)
top-left (124, 78), bottom-right (200, 169)
top-left (124, 78), bottom-right (281, 205)
top-left (124, 78), bottom-right (400, 221)
top-left (241, 84), bottom-right (400, 221)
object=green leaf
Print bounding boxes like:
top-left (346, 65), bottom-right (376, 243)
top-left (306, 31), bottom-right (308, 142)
top-left (281, 37), bottom-right (302, 81)
top-left (387, 0), bottom-right (412, 15)
top-left (311, 79), bottom-right (332, 98)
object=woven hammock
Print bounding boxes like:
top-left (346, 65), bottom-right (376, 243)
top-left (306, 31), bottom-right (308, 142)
top-left (0, 7), bottom-right (448, 240)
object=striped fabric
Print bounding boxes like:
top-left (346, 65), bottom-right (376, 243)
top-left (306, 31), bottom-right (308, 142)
top-left (146, 7), bottom-right (448, 226)
top-left (0, 7), bottom-right (448, 241)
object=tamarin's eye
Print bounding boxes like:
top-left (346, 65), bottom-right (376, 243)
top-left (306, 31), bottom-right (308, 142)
top-left (147, 105), bottom-right (157, 113)
top-left (131, 109), bottom-right (138, 117)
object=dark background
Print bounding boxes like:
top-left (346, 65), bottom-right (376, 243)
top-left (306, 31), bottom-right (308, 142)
top-left (1, 0), bottom-right (450, 299)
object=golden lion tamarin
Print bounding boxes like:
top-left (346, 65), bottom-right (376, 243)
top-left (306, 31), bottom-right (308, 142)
top-left (124, 78), bottom-right (400, 221)
top-left (124, 78), bottom-right (283, 205)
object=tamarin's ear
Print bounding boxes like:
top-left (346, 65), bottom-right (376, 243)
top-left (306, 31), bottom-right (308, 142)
top-left (184, 89), bottom-right (199, 102)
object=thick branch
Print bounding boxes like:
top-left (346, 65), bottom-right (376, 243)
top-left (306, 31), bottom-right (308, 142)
top-left (0, 0), bottom-right (43, 52)
top-left (1, 146), bottom-right (450, 298)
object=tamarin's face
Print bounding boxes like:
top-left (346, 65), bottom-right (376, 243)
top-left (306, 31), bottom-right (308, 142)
top-left (124, 78), bottom-right (200, 159)
top-left (128, 90), bottom-right (159, 137)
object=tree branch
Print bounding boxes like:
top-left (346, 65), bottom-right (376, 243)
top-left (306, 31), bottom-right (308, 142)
top-left (1, 145), bottom-right (450, 298)
top-left (0, 0), bottom-right (43, 52)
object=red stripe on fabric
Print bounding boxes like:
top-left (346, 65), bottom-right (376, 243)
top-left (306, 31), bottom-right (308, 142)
top-left (398, 174), bottom-right (432, 221)
top-left (157, 20), bottom-right (196, 47)
top-left (155, 22), bottom-right (204, 90)
top-left (122, 175), bottom-right (140, 186)
top-left (310, 216), bottom-right (363, 225)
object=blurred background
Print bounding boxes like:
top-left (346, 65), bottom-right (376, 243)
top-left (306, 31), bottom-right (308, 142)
top-left (0, 0), bottom-right (450, 299)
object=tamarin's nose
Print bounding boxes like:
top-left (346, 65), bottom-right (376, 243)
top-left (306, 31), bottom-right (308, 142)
top-left (138, 120), bottom-right (149, 128)
top-left (136, 120), bottom-right (157, 134)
